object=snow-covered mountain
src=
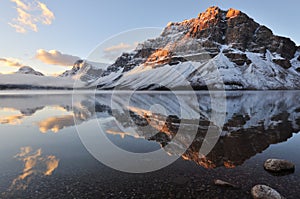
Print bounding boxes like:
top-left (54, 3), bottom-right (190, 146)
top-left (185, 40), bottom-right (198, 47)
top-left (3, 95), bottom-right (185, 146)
top-left (0, 74), bottom-right (84, 89)
top-left (15, 66), bottom-right (44, 76)
top-left (0, 65), bottom-right (84, 89)
top-left (0, 61), bottom-right (107, 89)
top-left (89, 6), bottom-right (300, 90)
top-left (59, 60), bottom-right (84, 78)
top-left (0, 6), bottom-right (299, 90)
top-left (59, 60), bottom-right (108, 84)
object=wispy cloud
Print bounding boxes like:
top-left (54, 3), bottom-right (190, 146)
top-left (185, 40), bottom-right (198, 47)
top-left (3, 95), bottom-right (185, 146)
top-left (9, 0), bottom-right (55, 33)
top-left (104, 42), bottom-right (135, 53)
top-left (37, 1), bottom-right (55, 25)
top-left (103, 42), bottom-right (139, 62)
top-left (0, 58), bottom-right (23, 67)
top-left (35, 49), bottom-right (81, 66)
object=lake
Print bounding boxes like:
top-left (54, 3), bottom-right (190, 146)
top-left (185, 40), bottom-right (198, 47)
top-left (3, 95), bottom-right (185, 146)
top-left (0, 90), bottom-right (299, 198)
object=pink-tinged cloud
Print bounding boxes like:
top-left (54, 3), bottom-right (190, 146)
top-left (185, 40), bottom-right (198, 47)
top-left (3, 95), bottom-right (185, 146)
top-left (104, 42), bottom-right (134, 52)
top-left (9, 0), bottom-right (55, 33)
top-left (0, 58), bottom-right (23, 67)
top-left (35, 49), bottom-right (81, 66)
top-left (103, 42), bottom-right (139, 61)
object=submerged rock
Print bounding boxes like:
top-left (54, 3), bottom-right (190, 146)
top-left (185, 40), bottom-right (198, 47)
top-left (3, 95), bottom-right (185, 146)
top-left (251, 185), bottom-right (285, 199)
top-left (213, 179), bottom-right (239, 188)
top-left (264, 159), bottom-right (295, 173)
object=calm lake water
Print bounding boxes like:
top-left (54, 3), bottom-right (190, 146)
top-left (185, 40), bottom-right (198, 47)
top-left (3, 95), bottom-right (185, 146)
top-left (0, 90), bottom-right (299, 198)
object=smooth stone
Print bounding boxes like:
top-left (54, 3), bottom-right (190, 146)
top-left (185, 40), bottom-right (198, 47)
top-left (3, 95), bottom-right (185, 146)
top-left (264, 159), bottom-right (295, 172)
top-left (213, 179), bottom-right (239, 188)
top-left (251, 185), bottom-right (285, 199)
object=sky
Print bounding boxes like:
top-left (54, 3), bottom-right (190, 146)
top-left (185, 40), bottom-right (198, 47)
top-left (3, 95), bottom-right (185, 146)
top-left (0, 0), bottom-right (299, 75)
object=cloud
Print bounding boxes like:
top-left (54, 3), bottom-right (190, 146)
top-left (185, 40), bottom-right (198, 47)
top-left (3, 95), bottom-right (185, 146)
top-left (37, 2), bottom-right (55, 25)
top-left (35, 49), bottom-right (81, 66)
top-left (9, 0), bottom-right (55, 33)
top-left (11, 0), bottom-right (30, 10)
top-left (103, 42), bottom-right (139, 62)
top-left (0, 58), bottom-right (23, 67)
top-left (104, 42), bottom-right (134, 53)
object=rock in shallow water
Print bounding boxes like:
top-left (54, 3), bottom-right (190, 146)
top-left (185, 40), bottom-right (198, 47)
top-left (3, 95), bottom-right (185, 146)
top-left (213, 179), bottom-right (239, 188)
top-left (251, 185), bottom-right (285, 199)
top-left (264, 159), bottom-right (295, 173)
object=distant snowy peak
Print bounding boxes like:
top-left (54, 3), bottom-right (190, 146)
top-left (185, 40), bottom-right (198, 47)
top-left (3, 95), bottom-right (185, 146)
top-left (15, 66), bottom-right (44, 76)
top-left (91, 6), bottom-right (300, 90)
top-left (60, 60), bottom-right (109, 83)
top-left (60, 60), bottom-right (84, 78)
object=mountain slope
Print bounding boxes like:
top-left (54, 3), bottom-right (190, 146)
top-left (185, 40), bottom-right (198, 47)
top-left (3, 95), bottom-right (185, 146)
top-left (91, 6), bottom-right (300, 90)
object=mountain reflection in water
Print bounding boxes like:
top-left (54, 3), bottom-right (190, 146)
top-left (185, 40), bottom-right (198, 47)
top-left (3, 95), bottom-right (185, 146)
top-left (0, 91), bottom-right (299, 170)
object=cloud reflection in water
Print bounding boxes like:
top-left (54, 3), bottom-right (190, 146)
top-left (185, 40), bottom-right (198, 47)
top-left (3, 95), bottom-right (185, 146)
top-left (9, 147), bottom-right (59, 191)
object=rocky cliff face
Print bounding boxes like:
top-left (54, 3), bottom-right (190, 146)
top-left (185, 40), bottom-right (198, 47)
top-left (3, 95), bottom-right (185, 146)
top-left (91, 6), bottom-right (300, 90)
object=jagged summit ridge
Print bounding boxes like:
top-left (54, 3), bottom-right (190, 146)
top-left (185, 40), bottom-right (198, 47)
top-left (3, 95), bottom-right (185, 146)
top-left (91, 6), bottom-right (300, 90)
top-left (163, 6), bottom-right (296, 60)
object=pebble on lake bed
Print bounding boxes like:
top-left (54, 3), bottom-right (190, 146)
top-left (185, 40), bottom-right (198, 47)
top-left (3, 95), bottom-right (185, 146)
top-left (264, 159), bottom-right (295, 173)
top-left (251, 185), bottom-right (285, 199)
